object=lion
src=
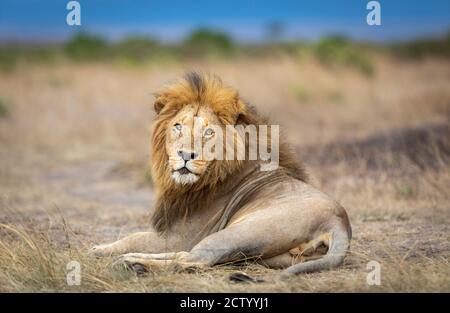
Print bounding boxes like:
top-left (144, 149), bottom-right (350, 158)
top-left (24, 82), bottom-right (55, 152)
top-left (90, 72), bottom-right (352, 277)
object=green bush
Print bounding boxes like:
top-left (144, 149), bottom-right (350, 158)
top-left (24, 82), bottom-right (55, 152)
top-left (6, 30), bottom-right (450, 70)
top-left (65, 33), bottom-right (108, 61)
top-left (0, 48), bottom-right (19, 71)
top-left (0, 45), bottom-right (61, 70)
top-left (315, 36), bottom-right (374, 76)
top-left (391, 33), bottom-right (450, 58)
top-left (0, 98), bottom-right (10, 118)
top-left (114, 36), bottom-right (161, 63)
top-left (182, 29), bottom-right (234, 57)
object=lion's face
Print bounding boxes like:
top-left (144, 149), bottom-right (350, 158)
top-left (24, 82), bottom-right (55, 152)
top-left (151, 72), bottom-right (251, 193)
top-left (165, 104), bottom-right (221, 185)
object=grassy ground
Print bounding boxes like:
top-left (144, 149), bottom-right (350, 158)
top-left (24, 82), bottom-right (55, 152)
top-left (0, 53), bottom-right (449, 292)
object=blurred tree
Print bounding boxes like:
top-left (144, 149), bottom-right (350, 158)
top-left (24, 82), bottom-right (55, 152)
top-left (315, 35), bottom-right (374, 76)
top-left (183, 29), bottom-right (234, 57)
top-left (391, 32), bottom-right (450, 58)
top-left (114, 36), bottom-right (160, 63)
top-left (65, 33), bottom-right (108, 60)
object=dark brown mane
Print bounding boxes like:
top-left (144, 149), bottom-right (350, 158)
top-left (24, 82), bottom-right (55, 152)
top-left (150, 72), bottom-right (308, 233)
top-left (184, 71), bottom-right (206, 100)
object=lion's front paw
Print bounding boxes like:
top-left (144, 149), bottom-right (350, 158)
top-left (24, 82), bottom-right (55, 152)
top-left (112, 254), bottom-right (150, 276)
top-left (88, 243), bottom-right (114, 257)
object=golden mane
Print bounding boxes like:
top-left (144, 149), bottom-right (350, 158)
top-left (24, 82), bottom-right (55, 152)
top-left (150, 72), bottom-right (307, 233)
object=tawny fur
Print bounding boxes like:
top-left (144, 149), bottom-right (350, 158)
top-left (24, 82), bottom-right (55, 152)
top-left (90, 72), bottom-right (352, 277)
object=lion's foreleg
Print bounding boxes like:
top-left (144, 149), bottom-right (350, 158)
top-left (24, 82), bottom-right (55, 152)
top-left (114, 222), bottom-right (281, 273)
top-left (115, 251), bottom-right (207, 273)
top-left (89, 231), bottom-right (170, 257)
top-left (114, 225), bottom-right (262, 273)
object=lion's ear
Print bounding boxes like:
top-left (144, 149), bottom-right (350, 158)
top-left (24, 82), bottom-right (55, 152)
top-left (235, 99), bottom-right (255, 125)
top-left (236, 112), bottom-right (249, 125)
top-left (153, 94), bottom-right (166, 114)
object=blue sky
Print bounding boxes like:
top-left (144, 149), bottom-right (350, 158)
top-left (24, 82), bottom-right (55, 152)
top-left (0, 0), bottom-right (449, 43)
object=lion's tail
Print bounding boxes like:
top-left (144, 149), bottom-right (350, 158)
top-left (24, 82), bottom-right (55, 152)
top-left (280, 222), bottom-right (351, 277)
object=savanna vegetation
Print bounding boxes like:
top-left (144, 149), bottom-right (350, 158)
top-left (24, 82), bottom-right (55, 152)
top-left (2, 29), bottom-right (449, 72)
top-left (0, 29), bottom-right (449, 292)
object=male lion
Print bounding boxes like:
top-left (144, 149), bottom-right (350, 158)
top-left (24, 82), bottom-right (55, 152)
top-left (90, 72), bottom-right (352, 277)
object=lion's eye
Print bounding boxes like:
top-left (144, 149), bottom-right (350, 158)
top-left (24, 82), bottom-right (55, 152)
top-left (174, 123), bottom-right (182, 131)
top-left (204, 128), bottom-right (215, 137)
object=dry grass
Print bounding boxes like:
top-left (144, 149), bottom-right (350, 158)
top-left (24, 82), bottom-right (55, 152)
top-left (0, 53), bottom-right (449, 292)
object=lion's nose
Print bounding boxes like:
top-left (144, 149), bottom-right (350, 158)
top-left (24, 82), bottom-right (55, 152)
top-left (178, 150), bottom-right (198, 161)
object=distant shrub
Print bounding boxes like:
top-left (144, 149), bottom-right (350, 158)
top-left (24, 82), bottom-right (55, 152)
top-left (280, 41), bottom-right (310, 55)
top-left (183, 29), bottom-right (234, 57)
top-left (27, 47), bottom-right (60, 64)
top-left (5, 30), bottom-right (450, 70)
top-left (114, 37), bottom-right (162, 63)
top-left (0, 45), bottom-right (59, 70)
top-left (0, 48), bottom-right (19, 71)
top-left (315, 36), bottom-right (374, 76)
top-left (0, 98), bottom-right (10, 118)
top-left (65, 33), bottom-right (108, 60)
top-left (63, 34), bottom-right (179, 65)
top-left (391, 33), bottom-right (450, 58)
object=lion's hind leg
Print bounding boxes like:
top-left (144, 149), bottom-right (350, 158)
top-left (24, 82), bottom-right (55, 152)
top-left (289, 233), bottom-right (330, 258)
top-left (261, 234), bottom-right (331, 269)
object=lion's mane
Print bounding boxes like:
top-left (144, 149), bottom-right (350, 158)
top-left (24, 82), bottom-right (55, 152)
top-left (150, 72), bottom-right (307, 233)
